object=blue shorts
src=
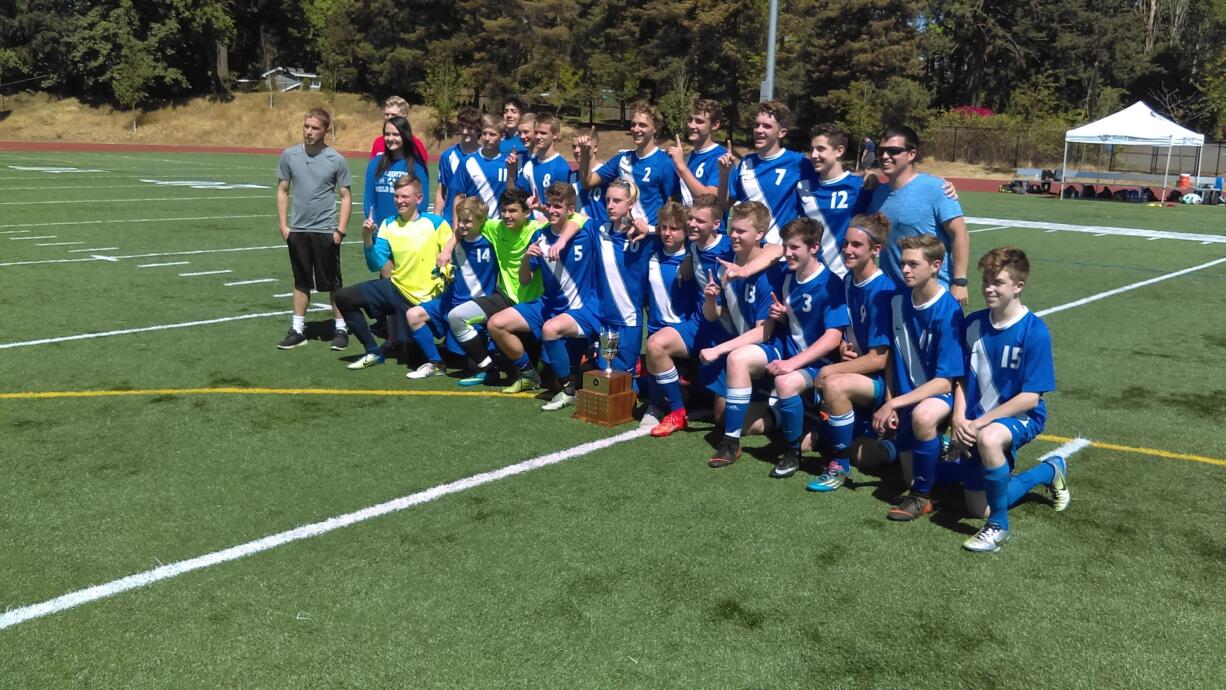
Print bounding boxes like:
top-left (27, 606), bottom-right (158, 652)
top-left (595, 322), bottom-right (643, 375)
top-left (513, 300), bottom-right (552, 341)
top-left (894, 393), bottom-right (953, 452)
top-left (851, 375), bottom-right (889, 439)
top-left (756, 342), bottom-right (827, 393)
top-left (707, 366), bottom-right (776, 400)
top-left (960, 415), bottom-right (1046, 491)
top-left (668, 316), bottom-right (731, 356)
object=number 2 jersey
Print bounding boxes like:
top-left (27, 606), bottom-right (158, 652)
top-left (962, 308), bottom-right (1055, 426)
top-left (595, 148), bottom-right (679, 228)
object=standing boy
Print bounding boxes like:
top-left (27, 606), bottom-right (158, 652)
top-left (667, 98), bottom-right (727, 205)
top-left (434, 106), bottom-right (483, 224)
top-left (454, 113), bottom-right (516, 219)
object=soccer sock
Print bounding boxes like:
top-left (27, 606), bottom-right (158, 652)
top-left (654, 367), bottom-right (684, 412)
top-left (342, 311), bottom-right (377, 351)
top-left (410, 323), bottom-right (442, 363)
top-left (542, 339), bottom-right (571, 381)
top-left (723, 387), bottom-right (752, 439)
top-left (291, 315), bottom-right (306, 333)
top-left (334, 318), bottom-right (347, 332)
top-left (984, 464), bottom-right (1012, 530)
top-left (777, 395), bottom-right (805, 450)
top-left (826, 409), bottom-right (856, 472)
top-left (910, 437), bottom-right (941, 495)
top-left (513, 353), bottom-right (532, 372)
top-left (1008, 461), bottom-right (1055, 507)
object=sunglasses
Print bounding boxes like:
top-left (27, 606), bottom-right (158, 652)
top-left (879, 145), bottom-right (914, 157)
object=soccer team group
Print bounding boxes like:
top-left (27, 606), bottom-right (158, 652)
top-left (274, 96), bottom-right (1065, 553)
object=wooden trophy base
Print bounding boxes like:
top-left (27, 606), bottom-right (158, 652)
top-left (574, 369), bottom-right (636, 426)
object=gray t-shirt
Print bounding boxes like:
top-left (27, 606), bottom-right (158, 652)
top-left (277, 144), bottom-right (353, 233)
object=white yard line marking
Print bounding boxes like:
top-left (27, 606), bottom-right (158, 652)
top-left (179, 270), bottom-right (232, 277)
top-left (9, 235), bottom-right (56, 240)
top-left (0, 214), bottom-right (265, 229)
top-left (0, 229), bottom-right (31, 234)
top-left (967, 225), bottom-right (1008, 234)
top-left (1, 240), bottom-right (360, 268)
top-left (965, 217), bottom-right (1226, 244)
top-left (137, 262), bottom-right (190, 268)
top-left (224, 278), bottom-right (277, 286)
top-left (273, 292), bottom-right (293, 298)
top-left (36, 242), bottom-right (85, 246)
top-left (0, 427), bottom-right (651, 631)
top-left (67, 247), bottom-right (119, 253)
top-left (1037, 257), bottom-right (1226, 317)
top-left (0, 306), bottom-right (332, 350)
top-left (0, 195), bottom-right (268, 206)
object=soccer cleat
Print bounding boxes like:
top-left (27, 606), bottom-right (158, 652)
top-left (277, 329), bottom-right (308, 349)
top-left (650, 409), bottom-right (688, 438)
top-left (807, 462), bottom-right (849, 492)
top-left (347, 352), bottom-right (385, 370)
top-left (541, 390), bottom-right (577, 411)
top-left (458, 370), bottom-right (488, 387)
top-left (501, 369), bottom-right (542, 394)
top-left (1047, 455), bottom-right (1071, 512)
top-left (963, 523), bottom-right (1012, 553)
top-left (640, 405), bottom-right (666, 429)
top-left (707, 437), bottom-right (741, 468)
top-left (886, 494), bottom-right (934, 521)
top-left (770, 447), bottom-right (801, 478)
top-left (406, 362), bottom-right (445, 379)
top-left (329, 329), bottom-right (349, 351)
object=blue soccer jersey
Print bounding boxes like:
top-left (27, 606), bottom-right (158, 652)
top-left (963, 308), bottom-right (1055, 425)
top-left (500, 131), bottom-right (528, 156)
top-left (518, 153), bottom-right (572, 202)
top-left (571, 167), bottom-right (608, 226)
top-left (595, 223), bottom-right (658, 327)
top-left (688, 232), bottom-right (734, 301)
top-left (727, 148), bottom-right (808, 244)
top-left (844, 269), bottom-right (897, 356)
top-left (595, 148), bottom-right (679, 227)
top-left (769, 263), bottom-right (850, 360)
top-left (437, 144), bottom-right (474, 220)
top-left (456, 150), bottom-right (511, 219)
top-left (889, 288), bottom-right (965, 397)
top-left (679, 143), bottom-right (727, 205)
top-left (646, 246), bottom-right (696, 333)
top-left (798, 170), bottom-right (863, 279)
top-left (527, 220), bottom-right (600, 316)
top-left (715, 264), bottom-right (773, 336)
top-left (445, 235), bottom-right (499, 308)
top-left (364, 156), bottom-right (430, 223)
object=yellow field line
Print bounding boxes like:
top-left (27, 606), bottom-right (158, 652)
top-left (1038, 434), bottom-right (1226, 468)
top-left (0, 387), bottom-right (538, 400)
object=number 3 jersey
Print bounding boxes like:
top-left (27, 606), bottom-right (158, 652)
top-left (767, 263), bottom-right (850, 361)
top-left (889, 288), bottom-right (966, 397)
top-left (962, 308), bottom-right (1055, 425)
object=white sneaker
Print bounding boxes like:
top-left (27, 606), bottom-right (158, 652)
top-left (541, 390), bottom-right (577, 411)
top-left (963, 524), bottom-right (1011, 553)
top-left (640, 405), bottom-right (666, 429)
top-left (406, 362), bottom-right (444, 379)
top-left (1047, 456), bottom-right (1071, 512)
top-left (347, 353), bottom-right (385, 370)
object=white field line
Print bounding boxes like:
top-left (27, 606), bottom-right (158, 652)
top-left (0, 427), bottom-right (651, 631)
top-left (67, 247), bottom-right (119, 253)
top-left (0, 195), bottom-right (268, 206)
top-left (967, 225), bottom-right (1008, 234)
top-left (179, 270), bottom-right (231, 277)
top-left (224, 278), bottom-right (277, 286)
top-left (2, 184), bottom-right (197, 191)
top-left (273, 292), bottom-right (293, 298)
top-left (0, 229), bottom-right (30, 234)
top-left (9, 235), bottom-right (55, 241)
top-left (1, 240), bottom-right (361, 268)
top-left (137, 262), bottom-right (190, 268)
top-left (0, 306), bottom-right (332, 350)
top-left (0, 214), bottom-right (265, 229)
top-left (965, 216), bottom-right (1226, 244)
top-left (1036, 256), bottom-right (1226, 318)
top-left (36, 242), bottom-right (84, 247)
top-left (1038, 437), bottom-right (1091, 462)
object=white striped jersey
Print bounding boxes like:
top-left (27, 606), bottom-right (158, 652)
top-left (797, 170), bottom-right (862, 278)
top-left (646, 246), bottom-right (695, 333)
top-left (456, 150), bottom-right (511, 218)
top-left (437, 143), bottom-right (473, 220)
top-left (526, 220), bottom-right (600, 314)
top-left (727, 148), bottom-right (808, 244)
top-left (767, 262), bottom-right (850, 360)
top-left (715, 264), bottom-right (773, 336)
top-left (889, 288), bottom-right (965, 396)
top-left (962, 308), bottom-right (1054, 424)
top-left (844, 269), bottom-right (897, 356)
top-left (679, 143), bottom-right (727, 205)
top-left (595, 224), bottom-right (657, 327)
top-left (688, 233), bottom-right (733, 305)
top-left (595, 148), bottom-right (678, 227)
top-left (517, 153), bottom-right (573, 202)
top-left (445, 235), bottom-right (498, 308)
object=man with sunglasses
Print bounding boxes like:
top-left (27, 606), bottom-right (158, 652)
top-left (861, 126), bottom-right (971, 305)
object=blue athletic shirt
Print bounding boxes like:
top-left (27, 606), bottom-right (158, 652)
top-left (714, 263), bottom-right (773, 336)
top-left (456, 150), bottom-right (511, 219)
top-left (595, 223), bottom-right (659, 327)
top-left (863, 173), bottom-right (965, 287)
top-left (680, 143), bottom-right (727, 205)
top-left (500, 131), bottom-right (528, 156)
top-left (688, 233), bottom-right (733, 304)
top-left (363, 156), bottom-right (430, 223)
top-left (844, 269), bottom-right (897, 356)
top-left (437, 144), bottom-right (474, 220)
top-left (768, 262), bottom-right (850, 360)
top-left (889, 288), bottom-right (966, 397)
top-left (528, 219), bottom-right (600, 315)
top-left (571, 167), bottom-right (608, 226)
top-left (518, 153), bottom-right (573, 202)
top-left (646, 245), bottom-right (695, 333)
top-left (962, 308), bottom-right (1055, 426)
top-left (727, 148), bottom-right (808, 244)
top-left (595, 148), bottom-right (679, 228)
top-left (798, 170), bottom-right (862, 279)
top-left (445, 235), bottom-right (498, 309)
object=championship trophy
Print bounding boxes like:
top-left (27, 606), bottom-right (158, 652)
top-left (574, 328), bottom-right (636, 426)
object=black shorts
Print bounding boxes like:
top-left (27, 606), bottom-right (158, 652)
top-left (473, 290), bottom-right (516, 318)
top-left (287, 231), bottom-right (342, 292)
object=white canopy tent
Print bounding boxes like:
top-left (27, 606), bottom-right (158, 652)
top-left (1061, 101), bottom-right (1205, 201)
